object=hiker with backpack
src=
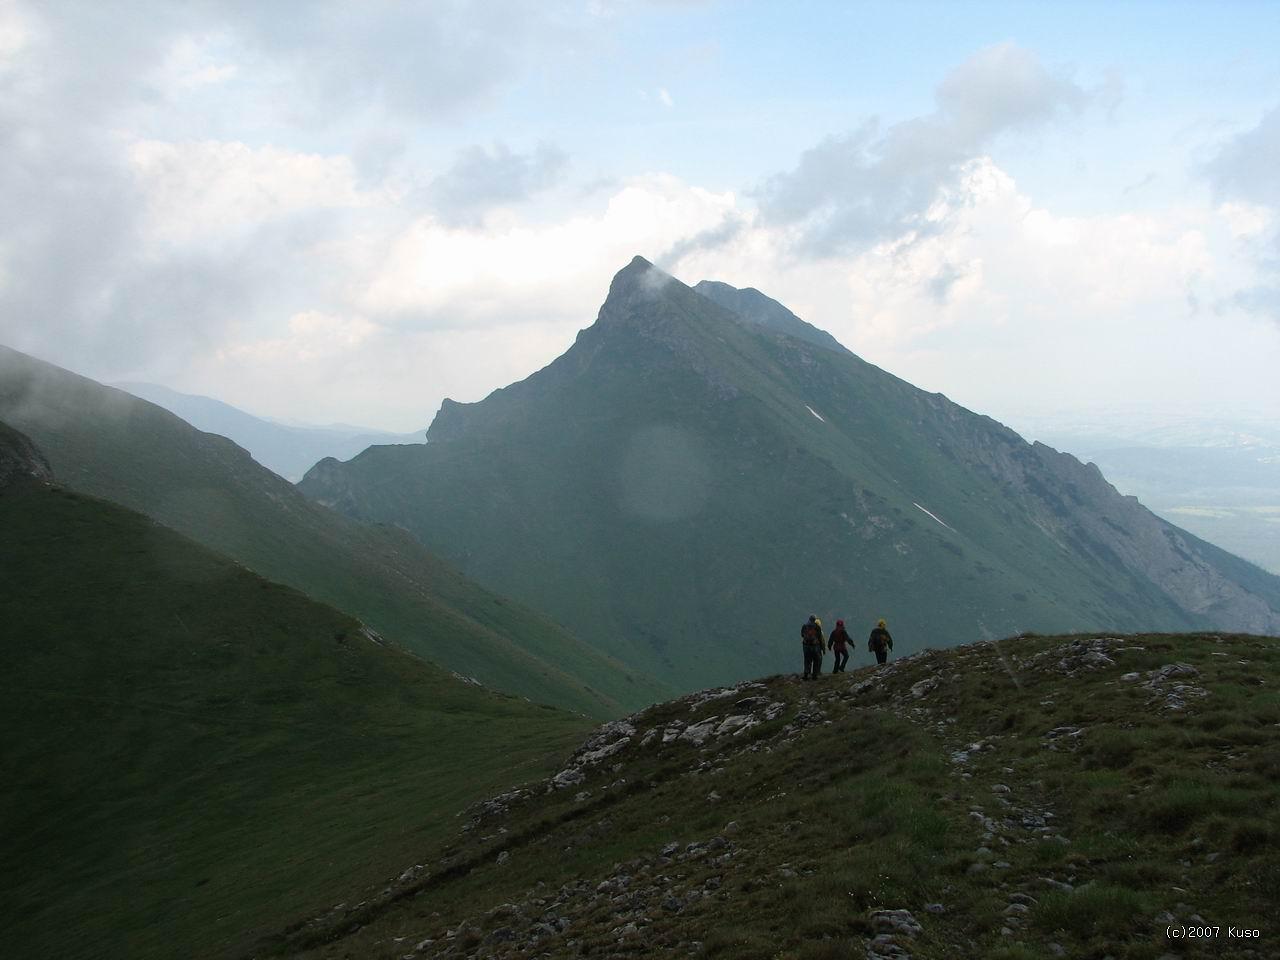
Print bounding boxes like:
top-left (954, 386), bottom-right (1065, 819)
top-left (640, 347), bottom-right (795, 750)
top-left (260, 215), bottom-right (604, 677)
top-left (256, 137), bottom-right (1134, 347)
top-left (800, 615), bottom-right (825, 680)
top-left (868, 619), bottom-right (893, 665)
top-left (828, 619), bottom-right (852, 672)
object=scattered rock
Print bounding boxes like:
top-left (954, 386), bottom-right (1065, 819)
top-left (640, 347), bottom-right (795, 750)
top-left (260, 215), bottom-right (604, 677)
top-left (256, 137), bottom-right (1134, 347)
top-left (550, 768), bottom-right (584, 790)
top-left (869, 908), bottom-right (923, 938)
top-left (910, 678), bottom-right (938, 699)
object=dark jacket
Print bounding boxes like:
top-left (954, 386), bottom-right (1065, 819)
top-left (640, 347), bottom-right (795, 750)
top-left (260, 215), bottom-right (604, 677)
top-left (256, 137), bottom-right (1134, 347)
top-left (868, 627), bottom-right (893, 652)
top-left (829, 626), bottom-right (851, 651)
top-left (801, 621), bottom-right (825, 648)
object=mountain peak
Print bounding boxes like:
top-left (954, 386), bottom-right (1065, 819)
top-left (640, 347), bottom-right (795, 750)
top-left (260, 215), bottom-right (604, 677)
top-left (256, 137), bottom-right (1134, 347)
top-left (597, 255), bottom-right (680, 318)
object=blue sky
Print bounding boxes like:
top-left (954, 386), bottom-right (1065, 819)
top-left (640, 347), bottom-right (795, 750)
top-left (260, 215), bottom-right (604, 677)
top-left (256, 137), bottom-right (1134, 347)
top-left (2, 0), bottom-right (1278, 430)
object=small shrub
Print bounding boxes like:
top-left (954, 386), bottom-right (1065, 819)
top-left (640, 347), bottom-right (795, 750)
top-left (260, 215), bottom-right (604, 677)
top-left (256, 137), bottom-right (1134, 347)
top-left (1032, 883), bottom-right (1150, 939)
top-left (1230, 819), bottom-right (1275, 853)
top-left (1083, 728), bottom-right (1139, 769)
top-left (1139, 782), bottom-right (1250, 834)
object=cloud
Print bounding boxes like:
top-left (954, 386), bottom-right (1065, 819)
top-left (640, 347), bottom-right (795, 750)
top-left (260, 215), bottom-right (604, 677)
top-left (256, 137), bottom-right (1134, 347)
top-left (655, 210), bottom-right (746, 268)
top-left (1202, 105), bottom-right (1280, 323)
top-left (354, 175), bottom-right (737, 329)
top-left (755, 42), bottom-right (1088, 258)
top-left (423, 142), bottom-right (569, 227)
top-left (211, 1), bottom-right (575, 123)
top-left (1203, 105), bottom-right (1280, 208)
top-left (129, 140), bottom-right (372, 244)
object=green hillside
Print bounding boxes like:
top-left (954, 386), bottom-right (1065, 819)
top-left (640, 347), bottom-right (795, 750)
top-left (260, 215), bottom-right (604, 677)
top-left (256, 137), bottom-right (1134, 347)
top-left (298, 257), bottom-right (1280, 693)
top-left (0, 344), bottom-right (669, 717)
top-left (262, 631), bottom-right (1280, 960)
top-left (0, 454), bottom-right (591, 960)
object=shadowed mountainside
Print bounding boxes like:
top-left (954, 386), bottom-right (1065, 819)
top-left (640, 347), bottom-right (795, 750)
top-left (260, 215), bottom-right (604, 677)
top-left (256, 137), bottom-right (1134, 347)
top-left (0, 423), bottom-right (592, 960)
top-left (0, 345), bottom-right (669, 717)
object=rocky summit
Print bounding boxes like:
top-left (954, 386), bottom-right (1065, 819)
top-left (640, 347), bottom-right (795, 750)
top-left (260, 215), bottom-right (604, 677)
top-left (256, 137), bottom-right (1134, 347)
top-left (300, 257), bottom-right (1280, 693)
top-left (265, 631), bottom-right (1279, 960)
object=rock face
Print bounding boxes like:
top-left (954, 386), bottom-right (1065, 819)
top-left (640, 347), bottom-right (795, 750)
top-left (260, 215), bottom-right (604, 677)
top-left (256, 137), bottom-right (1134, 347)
top-left (0, 421), bottom-right (52, 489)
top-left (299, 257), bottom-right (1280, 692)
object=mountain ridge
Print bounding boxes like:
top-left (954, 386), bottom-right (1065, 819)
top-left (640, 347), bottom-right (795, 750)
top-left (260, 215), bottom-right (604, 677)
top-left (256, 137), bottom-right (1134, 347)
top-left (0, 343), bottom-right (669, 716)
top-left (262, 629), bottom-right (1280, 960)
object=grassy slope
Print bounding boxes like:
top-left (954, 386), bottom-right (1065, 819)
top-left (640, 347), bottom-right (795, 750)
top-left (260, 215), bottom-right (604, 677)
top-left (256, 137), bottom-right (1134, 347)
top-left (0, 477), bottom-right (592, 960)
top-left (0, 344), bottom-right (669, 717)
top-left (298, 260), bottom-right (1280, 693)
top-left (267, 632), bottom-right (1280, 960)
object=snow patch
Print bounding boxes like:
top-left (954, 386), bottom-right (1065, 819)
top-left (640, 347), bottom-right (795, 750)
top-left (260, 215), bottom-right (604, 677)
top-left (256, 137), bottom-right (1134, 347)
top-left (912, 502), bottom-right (955, 531)
top-left (804, 405), bottom-right (826, 423)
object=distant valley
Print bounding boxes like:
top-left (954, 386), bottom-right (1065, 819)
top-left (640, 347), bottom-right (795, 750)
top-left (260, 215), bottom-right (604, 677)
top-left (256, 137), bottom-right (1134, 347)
top-left (114, 381), bottom-right (426, 482)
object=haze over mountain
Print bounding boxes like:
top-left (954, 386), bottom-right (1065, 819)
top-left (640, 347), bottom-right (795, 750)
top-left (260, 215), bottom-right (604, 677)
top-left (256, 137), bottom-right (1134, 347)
top-left (114, 381), bottom-right (425, 481)
top-left (0, 344), bottom-right (667, 717)
top-left (301, 257), bottom-right (1280, 692)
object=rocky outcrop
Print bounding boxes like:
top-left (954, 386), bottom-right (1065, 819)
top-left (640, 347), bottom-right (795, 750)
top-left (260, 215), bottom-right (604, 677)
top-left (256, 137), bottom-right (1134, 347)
top-left (0, 421), bottom-right (52, 489)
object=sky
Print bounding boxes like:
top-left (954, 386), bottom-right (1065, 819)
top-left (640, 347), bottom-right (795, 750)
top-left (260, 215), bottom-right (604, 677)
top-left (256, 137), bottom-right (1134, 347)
top-left (2, 0), bottom-right (1279, 432)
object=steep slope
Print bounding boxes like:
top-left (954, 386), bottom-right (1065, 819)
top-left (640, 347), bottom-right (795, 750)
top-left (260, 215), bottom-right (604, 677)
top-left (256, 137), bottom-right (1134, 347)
top-left (115, 381), bottom-right (424, 481)
top-left (0, 345), bottom-right (668, 716)
top-left (299, 257), bottom-right (1280, 692)
top-left (266, 631), bottom-right (1280, 960)
top-left (0, 426), bottom-right (591, 960)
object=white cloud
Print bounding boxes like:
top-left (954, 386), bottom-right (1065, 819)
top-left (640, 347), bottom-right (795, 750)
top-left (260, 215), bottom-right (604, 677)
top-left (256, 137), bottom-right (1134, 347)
top-left (354, 175), bottom-right (738, 328)
top-left (423, 141), bottom-right (568, 227)
top-left (754, 42), bottom-right (1089, 258)
top-left (159, 33), bottom-right (238, 89)
top-left (0, 0), bottom-right (35, 66)
top-left (219, 310), bottom-right (379, 365)
top-left (670, 156), bottom-right (1277, 419)
top-left (1202, 105), bottom-right (1280, 324)
top-left (658, 87), bottom-right (673, 107)
top-left (129, 140), bottom-right (372, 246)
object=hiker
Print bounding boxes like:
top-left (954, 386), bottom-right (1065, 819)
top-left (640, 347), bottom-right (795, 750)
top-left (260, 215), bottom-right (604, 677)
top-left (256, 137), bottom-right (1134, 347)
top-left (828, 619), bottom-right (852, 672)
top-left (868, 619), bottom-right (893, 665)
top-left (800, 615), bottom-right (825, 680)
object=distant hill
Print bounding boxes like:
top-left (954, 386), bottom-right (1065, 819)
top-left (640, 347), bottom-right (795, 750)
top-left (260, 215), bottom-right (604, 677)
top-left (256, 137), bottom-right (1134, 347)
top-left (264, 630), bottom-right (1280, 960)
top-left (114, 381), bottom-right (425, 481)
top-left (0, 345), bottom-right (668, 717)
top-left (299, 256), bottom-right (1280, 693)
top-left (0, 424), bottom-right (591, 960)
